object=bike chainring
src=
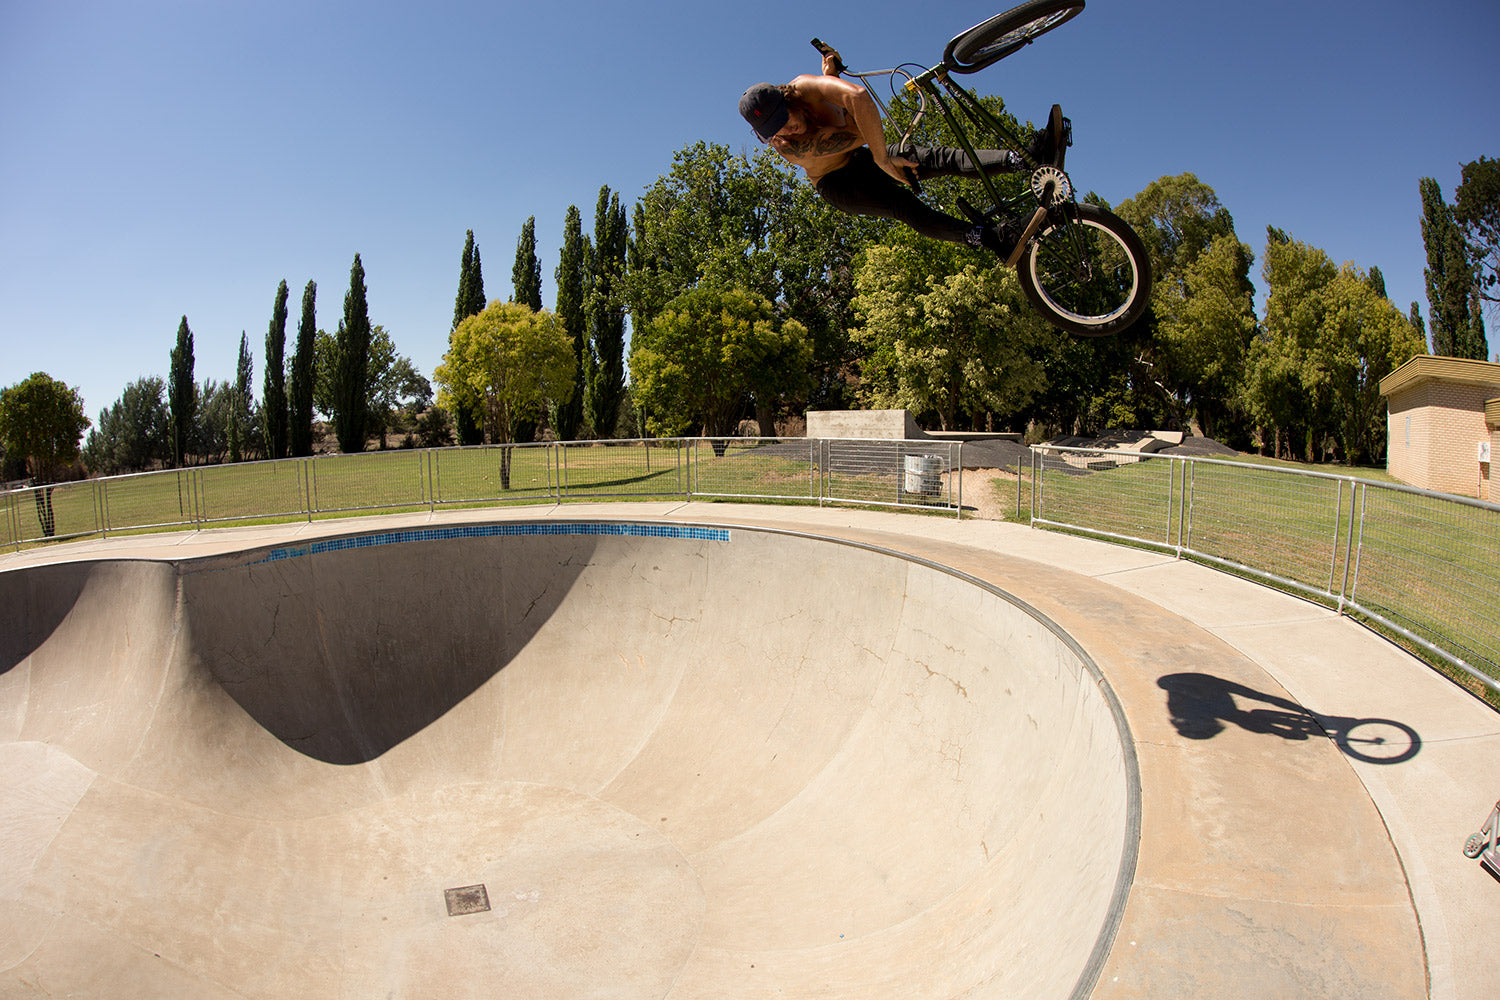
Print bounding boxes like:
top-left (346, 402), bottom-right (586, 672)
top-left (1030, 166), bottom-right (1073, 207)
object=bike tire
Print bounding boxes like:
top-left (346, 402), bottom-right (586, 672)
top-left (944, 0), bottom-right (1087, 74)
top-left (1017, 203), bottom-right (1151, 337)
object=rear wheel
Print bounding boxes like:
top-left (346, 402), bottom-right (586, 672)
top-left (945, 0), bottom-right (1087, 72)
top-left (1017, 203), bottom-right (1151, 337)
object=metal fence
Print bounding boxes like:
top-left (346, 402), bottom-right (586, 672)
top-left (1027, 444), bottom-right (1500, 696)
top-left (0, 437), bottom-right (965, 552)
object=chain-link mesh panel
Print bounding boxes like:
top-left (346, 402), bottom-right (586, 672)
top-left (1353, 483), bottom-right (1500, 685)
top-left (432, 445), bottom-right (556, 508)
top-left (308, 450), bottom-right (429, 514)
top-left (195, 460), bottom-right (310, 524)
top-left (1185, 460), bottom-right (1349, 595)
top-left (691, 439), bottom-right (816, 501)
top-left (557, 440), bottom-right (687, 499)
top-left (98, 469), bottom-right (203, 533)
top-left (3, 481), bottom-right (99, 546)
top-left (818, 439), bottom-right (962, 511)
top-left (1031, 448), bottom-right (1176, 546)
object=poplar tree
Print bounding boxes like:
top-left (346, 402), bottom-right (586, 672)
top-left (263, 280), bottom-right (290, 459)
top-left (288, 281), bottom-right (317, 456)
top-left (332, 254), bottom-right (372, 453)
top-left (1420, 177), bottom-right (1483, 358)
top-left (510, 218), bottom-right (543, 443)
top-left (168, 315), bottom-right (196, 467)
top-left (553, 205), bottom-right (588, 440)
top-left (230, 331), bottom-right (254, 463)
top-left (450, 230), bottom-right (486, 445)
top-left (512, 216), bottom-right (542, 310)
top-left (585, 187), bottom-right (628, 438)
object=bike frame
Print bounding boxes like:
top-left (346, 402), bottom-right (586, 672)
top-left (838, 59), bottom-right (1066, 266)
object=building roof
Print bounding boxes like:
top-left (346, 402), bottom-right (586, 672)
top-left (1379, 354), bottom-right (1500, 398)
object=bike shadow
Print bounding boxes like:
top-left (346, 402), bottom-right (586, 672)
top-left (1157, 672), bottom-right (1422, 765)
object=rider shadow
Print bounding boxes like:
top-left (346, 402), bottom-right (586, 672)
top-left (1157, 672), bottom-right (1422, 765)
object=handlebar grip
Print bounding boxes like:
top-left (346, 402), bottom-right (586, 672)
top-left (809, 37), bottom-right (846, 74)
top-left (903, 167), bottom-right (922, 195)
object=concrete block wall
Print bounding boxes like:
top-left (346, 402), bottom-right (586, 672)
top-left (1387, 381), bottom-right (1495, 498)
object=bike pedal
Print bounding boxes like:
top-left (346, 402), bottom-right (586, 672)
top-left (1062, 117), bottom-right (1073, 148)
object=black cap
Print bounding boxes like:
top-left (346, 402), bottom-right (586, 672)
top-left (739, 83), bottom-right (788, 140)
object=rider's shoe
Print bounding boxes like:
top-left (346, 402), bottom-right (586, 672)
top-left (971, 217), bottom-right (1024, 258)
top-left (1026, 105), bottom-right (1069, 167)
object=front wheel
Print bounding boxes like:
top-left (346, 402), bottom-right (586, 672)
top-left (945, 0), bottom-right (1087, 73)
top-left (1017, 203), bottom-right (1152, 337)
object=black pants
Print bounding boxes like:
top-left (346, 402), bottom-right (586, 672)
top-left (814, 144), bottom-right (1022, 244)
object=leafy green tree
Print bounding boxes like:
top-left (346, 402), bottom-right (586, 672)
top-left (1454, 156), bottom-right (1499, 323)
top-left (263, 280), bottom-right (290, 459)
top-left (434, 301), bottom-right (575, 486)
top-left (288, 281), bottom-right (317, 457)
top-left (0, 372), bottom-right (89, 535)
top-left (84, 376), bottom-right (170, 475)
top-left (1117, 173), bottom-right (1238, 282)
top-left (586, 186), bottom-right (629, 437)
top-left (1116, 174), bottom-right (1252, 440)
top-left (193, 378), bottom-right (233, 464)
top-left (364, 326), bottom-right (431, 448)
top-left (1421, 177), bottom-right (1485, 358)
top-left (1247, 227), bottom-right (1422, 463)
top-left (625, 142), bottom-right (768, 323)
top-left (553, 205), bottom-right (588, 440)
top-left (1246, 227), bottom-right (1336, 460)
top-left (332, 254), bottom-right (372, 453)
top-left (1307, 264), bottom-right (1425, 465)
top-left (853, 246), bottom-right (1046, 430)
top-left (449, 230), bottom-right (488, 445)
top-left (313, 329), bottom-right (338, 418)
top-left (626, 142), bottom-right (885, 417)
top-left (1151, 234), bottom-right (1258, 442)
top-left (512, 216), bottom-right (542, 310)
top-left (168, 315), bottom-right (196, 467)
top-left (628, 286), bottom-right (810, 441)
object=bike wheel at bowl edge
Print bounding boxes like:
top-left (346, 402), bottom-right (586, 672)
top-left (1017, 203), bottom-right (1151, 337)
top-left (947, 0), bottom-right (1087, 72)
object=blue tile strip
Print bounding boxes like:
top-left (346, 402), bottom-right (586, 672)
top-left (248, 522), bottom-right (730, 566)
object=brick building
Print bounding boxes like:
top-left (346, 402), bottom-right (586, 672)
top-left (1380, 355), bottom-right (1500, 501)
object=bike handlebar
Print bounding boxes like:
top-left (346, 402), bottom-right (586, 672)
top-left (809, 37), bottom-right (846, 75)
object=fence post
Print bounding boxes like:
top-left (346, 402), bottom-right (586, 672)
top-left (955, 442), bottom-right (964, 519)
top-left (309, 457), bottom-right (319, 519)
top-left (1181, 460), bottom-right (1195, 554)
top-left (1338, 479), bottom-right (1350, 599)
top-left (1339, 481), bottom-right (1366, 615)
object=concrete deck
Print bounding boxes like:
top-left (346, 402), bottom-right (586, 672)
top-left (2, 502), bottom-right (1497, 998)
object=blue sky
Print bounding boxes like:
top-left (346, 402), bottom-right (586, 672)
top-left (2, 0), bottom-right (1496, 420)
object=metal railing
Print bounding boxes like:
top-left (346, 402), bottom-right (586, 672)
top-left (0, 437), bottom-right (965, 553)
top-left (1027, 445), bottom-right (1500, 696)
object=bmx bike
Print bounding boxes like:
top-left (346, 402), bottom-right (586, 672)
top-left (1463, 799), bottom-right (1499, 877)
top-left (813, 0), bottom-right (1151, 337)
